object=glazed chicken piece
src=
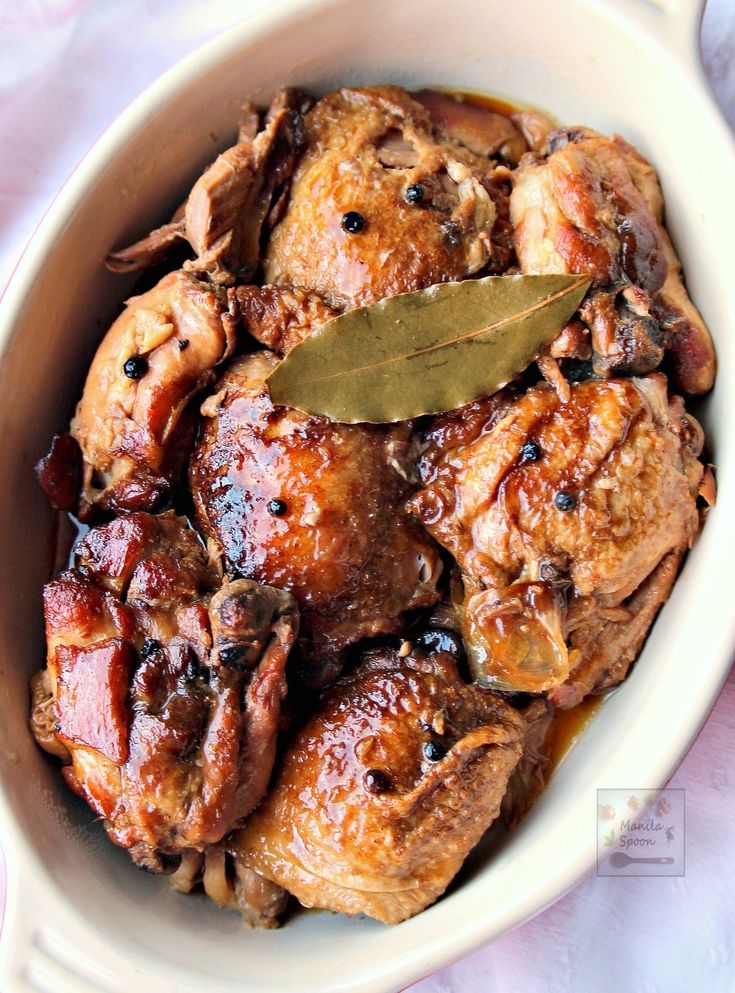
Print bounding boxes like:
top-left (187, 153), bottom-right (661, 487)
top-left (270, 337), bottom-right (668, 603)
top-left (233, 282), bottom-right (338, 354)
top-left (60, 270), bottom-right (236, 517)
top-left (408, 375), bottom-right (705, 703)
top-left (106, 89), bottom-right (313, 285)
top-left (501, 697), bottom-right (554, 828)
top-left (264, 85), bottom-right (514, 309)
top-left (30, 510), bottom-right (298, 870)
top-left (229, 642), bottom-right (525, 925)
top-left (190, 351), bottom-right (441, 680)
top-left (555, 545), bottom-right (685, 709)
top-left (412, 89), bottom-right (527, 164)
top-left (510, 109), bottom-right (556, 154)
top-left (510, 127), bottom-right (715, 394)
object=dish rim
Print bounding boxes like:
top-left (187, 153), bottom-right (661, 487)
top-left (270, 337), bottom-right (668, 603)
top-left (0, 2), bottom-right (733, 991)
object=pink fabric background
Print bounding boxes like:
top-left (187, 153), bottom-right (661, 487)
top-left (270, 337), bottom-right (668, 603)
top-left (1, 2), bottom-right (733, 990)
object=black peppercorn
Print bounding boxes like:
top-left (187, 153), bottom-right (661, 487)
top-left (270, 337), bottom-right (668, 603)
top-left (422, 740), bottom-right (446, 763)
top-left (341, 210), bottom-right (366, 234)
top-left (184, 652), bottom-right (205, 682)
top-left (140, 637), bottom-right (160, 659)
top-left (554, 490), bottom-right (577, 512)
top-left (268, 498), bottom-right (288, 517)
top-left (178, 339), bottom-right (190, 351)
top-left (123, 356), bottom-right (148, 380)
top-left (364, 769), bottom-right (391, 793)
top-left (53, 721), bottom-right (62, 733)
top-left (405, 183), bottom-right (425, 204)
top-left (520, 442), bottom-right (542, 463)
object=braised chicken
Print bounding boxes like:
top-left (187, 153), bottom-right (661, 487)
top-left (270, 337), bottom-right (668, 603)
top-left (510, 127), bottom-right (715, 393)
top-left (409, 374), bottom-right (705, 703)
top-left (229, 642), bottom-right (525, 925)
top-left (264, 86), bottom-right (514, 309)
top-left (555, 546), bottom-right (685, 709)
top-left (32, 83), bottom-right (716, 930)
top-left (65, 270), bottom-right (237, 517)
top-left (31, 510), bottom-right (298, 869)
top-left (190, 351), bottom-right (441, 676)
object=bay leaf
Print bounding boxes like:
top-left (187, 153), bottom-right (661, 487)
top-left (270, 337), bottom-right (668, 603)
top-left (266, 273), bottom-right (591, 423)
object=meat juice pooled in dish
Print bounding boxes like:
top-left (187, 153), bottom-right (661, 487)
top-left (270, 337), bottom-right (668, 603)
top-left (31, 85), bottom-right (715, 927)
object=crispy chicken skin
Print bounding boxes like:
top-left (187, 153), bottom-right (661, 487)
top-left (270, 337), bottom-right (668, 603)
top-left (31, 510), bottom-right (298, 869)
top-left (510, 127), bottom-right (715, 393)
top-left (409, 375), bottom-right (704, 701)
top-left (264, 86), bottom-right (513, 309)
top-left (69, 270), bottom-right (237, 517)
top-left (190, 352), bottom-right (441, 673)
top-left (230, 644), bottom-right (524, 925)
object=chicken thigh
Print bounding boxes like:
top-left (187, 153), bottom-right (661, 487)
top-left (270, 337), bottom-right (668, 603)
top-left (264, 85), bottom-right (514, 309)
top-left (408, 375), bottom-right (705, 703)
top-left (30, 510), bottom-right (298, 870)
top-left (189, 352), bottom-right (441, 677)
top-left (510, 127), bottom-right (715, 394)
top-left (65, 270), bottom-right (237, 517)
top-left (229, 642), bottom-right (525, 925)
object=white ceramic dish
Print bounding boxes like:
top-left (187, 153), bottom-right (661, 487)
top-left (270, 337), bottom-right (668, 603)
top-left (0, 1), bottom-right (733, 990)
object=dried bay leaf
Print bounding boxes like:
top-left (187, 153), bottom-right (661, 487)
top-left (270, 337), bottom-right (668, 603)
top-left (267, 273), bottom-right (591, 422)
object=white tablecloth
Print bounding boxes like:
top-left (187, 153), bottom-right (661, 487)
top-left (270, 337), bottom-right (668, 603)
top-left (1, 2), bottom-right (733, 991)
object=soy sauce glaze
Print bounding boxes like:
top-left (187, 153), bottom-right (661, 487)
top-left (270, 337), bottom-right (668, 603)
top-left (447, 89), bottom-right (523, 119)
top-left (548, 693), bottom-right (607, 772)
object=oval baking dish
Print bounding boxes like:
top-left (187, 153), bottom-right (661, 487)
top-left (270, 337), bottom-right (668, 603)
top-left (0, 1), bottom-right (733, 991)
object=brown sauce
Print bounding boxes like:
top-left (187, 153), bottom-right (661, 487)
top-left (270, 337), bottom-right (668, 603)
top-left (448, 88), bottom-right (523, 120)
top-left (548, 692), bottom-right (607, 772)
top-left (443, 86), bottom-right (560, 132)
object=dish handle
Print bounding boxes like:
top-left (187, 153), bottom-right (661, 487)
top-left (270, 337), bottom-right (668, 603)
top-left (0, 849), bottom-right (140, 993)
top-left (619, 0), bottom-right (707, 72)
